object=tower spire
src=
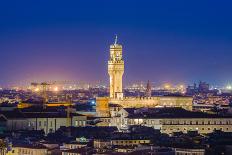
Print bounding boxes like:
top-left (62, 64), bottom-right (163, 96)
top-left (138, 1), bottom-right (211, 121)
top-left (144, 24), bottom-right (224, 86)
top-left (114, 34), bottom-right (118, 45)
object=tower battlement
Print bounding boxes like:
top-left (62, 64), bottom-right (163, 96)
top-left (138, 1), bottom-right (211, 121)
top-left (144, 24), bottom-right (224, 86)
top-left (108, 60), bottom-right (124, 64)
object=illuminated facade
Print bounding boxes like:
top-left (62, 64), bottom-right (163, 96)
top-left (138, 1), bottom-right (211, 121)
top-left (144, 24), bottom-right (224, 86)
top-left (108, 35), bottom-right (124, 99)
top-left (9, 146), bottom-right (48, 155)
top-left (96, 37), bottom-right (193, 117)
top-left (110, 108), bottom-right (232, 134)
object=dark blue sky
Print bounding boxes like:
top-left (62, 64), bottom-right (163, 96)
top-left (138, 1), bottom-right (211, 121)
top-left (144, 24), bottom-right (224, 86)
top-left (0, 0), bottom-right (232, 87)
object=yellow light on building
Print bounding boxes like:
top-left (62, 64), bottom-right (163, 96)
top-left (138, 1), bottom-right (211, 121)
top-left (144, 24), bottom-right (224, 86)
top-left (164, 83), bottom-right (171, 89)
top-left (35, 88), bottom-right (40, 92)
top-left (179, 85), bottom-right (184, 89)
top-left (54, 87), bottom-right (59, 92)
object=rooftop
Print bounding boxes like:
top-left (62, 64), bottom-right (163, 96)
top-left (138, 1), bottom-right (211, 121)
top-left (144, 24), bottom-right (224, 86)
top-left (61, 147), bottom-right (93, 153)
top-left (13, 144), bottom-right (48, 149)
top-left (0, 109), bottom-right (83, 119)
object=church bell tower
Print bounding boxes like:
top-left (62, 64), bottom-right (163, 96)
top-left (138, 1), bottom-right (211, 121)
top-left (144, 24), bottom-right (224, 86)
top-left (108, 35), bottom-right (124, 99)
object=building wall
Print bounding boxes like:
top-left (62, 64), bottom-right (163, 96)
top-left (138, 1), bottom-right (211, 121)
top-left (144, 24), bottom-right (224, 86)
top-left (97, 117), bottom-right (111, 126)
top-left (159, 97), bottom-right (193, 111)
top-left (96, 97), bottom-right (110, 117)
top-left (175, 148), bottom-right (205, 155)
top-left (93, 139), bottom-right (111, 149)
top-left (73, 116), bottom-right (87, 127)
top-left (96, 96), bottom-right (193, 117)
top-left (160, 118), bottom-right (232, 134)
top-left (62, 152), bottom-right (80, 155)
top-left (6, 116), bottom-right (83, 135)
top-left (109, 106), bottom-right (122, 117)
top-left (10, 147), bottom-right (48, 155)
top-left (122, 117), bottom-right (232, 134)
top-left (6, 119), bottom-right (28, 131)
top-left (27, 117), bottom-right (67, 134)
top-left (64, 143), bottom-right (87, 149)
top-left (108, 108), bottom-right (232, 134)
top-left (111, 139), bottom-right (150, 146)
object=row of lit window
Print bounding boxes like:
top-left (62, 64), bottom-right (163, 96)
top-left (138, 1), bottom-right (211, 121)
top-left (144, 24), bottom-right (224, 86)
top-left (163, 127), bottom-right (230, 131)
top-left (75, 120), bottom-right (86, 126)
top-left (127, 119), bottom-right (232, 126)
top-left (28, 121), bottom-right (53, 127)
top-left (113, 140), bottom-right (149, 144)
top-left (162, 120), bottom-right (232, 125)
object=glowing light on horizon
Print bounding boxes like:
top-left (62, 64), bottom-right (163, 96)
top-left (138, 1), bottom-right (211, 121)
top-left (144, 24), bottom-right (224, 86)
top-left (226, 85), bottom-right (232, 90)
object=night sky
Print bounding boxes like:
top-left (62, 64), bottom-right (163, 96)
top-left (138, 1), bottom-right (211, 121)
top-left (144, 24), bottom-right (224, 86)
top-left (0, 0), bottom-right (232, 87)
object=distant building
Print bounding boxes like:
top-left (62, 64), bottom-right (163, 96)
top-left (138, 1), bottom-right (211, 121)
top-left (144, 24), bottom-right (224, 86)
top-left (193, 103), bottom-right (214, 112)
top-left (186, 83), bottom-right (198, 95)
top-left (63, 141), bottom-right (88, 150)
top-left (111, 138), bottom-right (150, 146)
top-left (175, 148), bottom-right (205, 155)
top-left (61, 148), bottom-right (94, 155)
top-left (145, 80), bottom-right (152, 97)
top-left (93, 137), bottom-right (151, 149)
top-left (0, 109), bottom-right (88, 135)
top-left (9, 144), bottom-right (48, 155)
top-left (186, 81), bottom-right (212, 95)
top-left (131, 146), bottom-right (175, 155)
top-left (109, 103), bottom-right (123, 117)
top-left (110, 107), bottom-right (232, 134)
top-left (198, 81), bottom-right (210, 93)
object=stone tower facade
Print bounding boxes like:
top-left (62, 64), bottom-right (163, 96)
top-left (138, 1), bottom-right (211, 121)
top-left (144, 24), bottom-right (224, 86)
top-left (108, 36), bottom-right (124, 99)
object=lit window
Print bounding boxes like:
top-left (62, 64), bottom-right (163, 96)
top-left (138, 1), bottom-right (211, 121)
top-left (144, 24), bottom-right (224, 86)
top-left (75, 121), bottom-right (78, 126)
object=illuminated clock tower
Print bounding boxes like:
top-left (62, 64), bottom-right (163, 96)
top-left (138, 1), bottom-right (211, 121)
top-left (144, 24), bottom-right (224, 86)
top-left (108, 35), bottom-right (124, 99)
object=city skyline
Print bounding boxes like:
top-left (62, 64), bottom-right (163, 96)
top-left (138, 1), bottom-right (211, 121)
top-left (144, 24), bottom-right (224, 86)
top-left (1, 2), bottom-right (232, 154)
top-left (1, 0), bottom-right (232, 86)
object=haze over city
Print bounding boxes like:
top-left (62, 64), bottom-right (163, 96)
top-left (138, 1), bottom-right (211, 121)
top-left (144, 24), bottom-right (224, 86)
top-left (1, 0), bottom-right (232, 87)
